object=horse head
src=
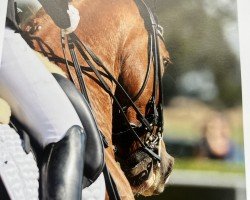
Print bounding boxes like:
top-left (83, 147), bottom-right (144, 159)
top-left (112, 4), bottom-right (174, 195)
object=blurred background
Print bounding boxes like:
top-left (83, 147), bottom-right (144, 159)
top-left (138, 0), bottom-right (245, 199)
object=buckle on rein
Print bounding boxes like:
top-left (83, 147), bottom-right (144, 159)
top-left (143, 130), bottom-right (162, 164)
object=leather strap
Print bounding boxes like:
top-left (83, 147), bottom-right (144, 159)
top-left (103, 165), bottom-right (121, 200)
top-left (53, 74), bottom-right (105, 186)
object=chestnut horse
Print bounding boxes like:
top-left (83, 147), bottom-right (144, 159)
top-left (22, 0), bottom-right (173, 199)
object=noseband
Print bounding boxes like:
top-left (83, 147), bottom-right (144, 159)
top-left (60, 0), bottom-right (164, 163)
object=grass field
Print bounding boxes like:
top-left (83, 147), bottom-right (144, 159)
top-left (174, 158), bottom-right (245, 174)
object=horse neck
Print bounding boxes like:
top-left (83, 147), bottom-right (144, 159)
top-left (30, 0), bottom-right (150, 145)
top-left (69, 0), bottom-right (150, 141)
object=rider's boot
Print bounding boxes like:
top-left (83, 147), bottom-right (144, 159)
top-left (40, 125), bottom-right (86, 200)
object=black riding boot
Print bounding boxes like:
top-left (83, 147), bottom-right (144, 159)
top-left (41, 125), bottom-right (86, 200)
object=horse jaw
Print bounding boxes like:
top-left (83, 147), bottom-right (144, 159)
top-left (128, 142), bottom-right (174, 196)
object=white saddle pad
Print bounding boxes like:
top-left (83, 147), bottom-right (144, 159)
top-left (0, 125), bottom-right (39, 200)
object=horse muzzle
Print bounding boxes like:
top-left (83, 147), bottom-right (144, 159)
top-left (120, 146), bottom-right (174, 196)
top-left (118, 148), bottom-right (154, 186)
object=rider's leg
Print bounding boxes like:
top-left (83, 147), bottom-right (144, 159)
top-left (0, 27), bottom-right (83, 148)
top-left (0, 26), bottom-right (85, 199)
top-left (41, 125), bottom-right (86, 200)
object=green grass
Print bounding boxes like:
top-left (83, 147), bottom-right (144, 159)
top-left (174, 158), bottom-right (245, 174)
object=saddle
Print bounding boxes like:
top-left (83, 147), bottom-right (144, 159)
top-left (53, 73), bottom-right (105, 187)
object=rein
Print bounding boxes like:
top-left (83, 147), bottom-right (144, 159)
top-left (60, 0), bottom-right (164, 162)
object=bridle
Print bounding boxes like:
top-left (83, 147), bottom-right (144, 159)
top-left (113, 0), bottom-right (165, 164)
top-left (60, 0), bottom-right (165, 163)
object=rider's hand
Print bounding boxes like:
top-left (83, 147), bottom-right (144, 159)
top-left (61, 5), bottom-right (80, 35)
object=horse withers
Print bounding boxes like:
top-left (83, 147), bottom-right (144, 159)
top-left (21, 0), bottom-right (174, 198)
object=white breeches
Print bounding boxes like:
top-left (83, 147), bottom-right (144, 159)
top-left (0, 26), bottom-right (83, 148)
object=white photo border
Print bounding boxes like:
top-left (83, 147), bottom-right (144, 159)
top-left (0, 0), bottom-right (249, 199)
top-left (238, 0), bottom-right (250, 199)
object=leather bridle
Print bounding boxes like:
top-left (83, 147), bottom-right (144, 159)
top-left (60, 0), bottom-right (165, 163)
top-left (113, 0), bottom-right (165, 164)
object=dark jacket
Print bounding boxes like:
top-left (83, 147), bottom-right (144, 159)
top-left (6, 0), bottom-right (71, 30)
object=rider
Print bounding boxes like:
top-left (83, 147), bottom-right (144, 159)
top-left (0, 0), bottom-right (105, 199)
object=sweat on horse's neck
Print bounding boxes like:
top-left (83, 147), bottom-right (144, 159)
top-left (26, 0), bottom-right (153, 199)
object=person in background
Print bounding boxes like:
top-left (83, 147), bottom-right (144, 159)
top-left (198, 113), bottom-right (243, 162)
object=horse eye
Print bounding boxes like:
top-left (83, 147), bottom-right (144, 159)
top-left (163, 58), bottom-right (170, 68)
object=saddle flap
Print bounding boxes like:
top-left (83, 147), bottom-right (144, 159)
top-left (53, 73), bottom-right (105, 187)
